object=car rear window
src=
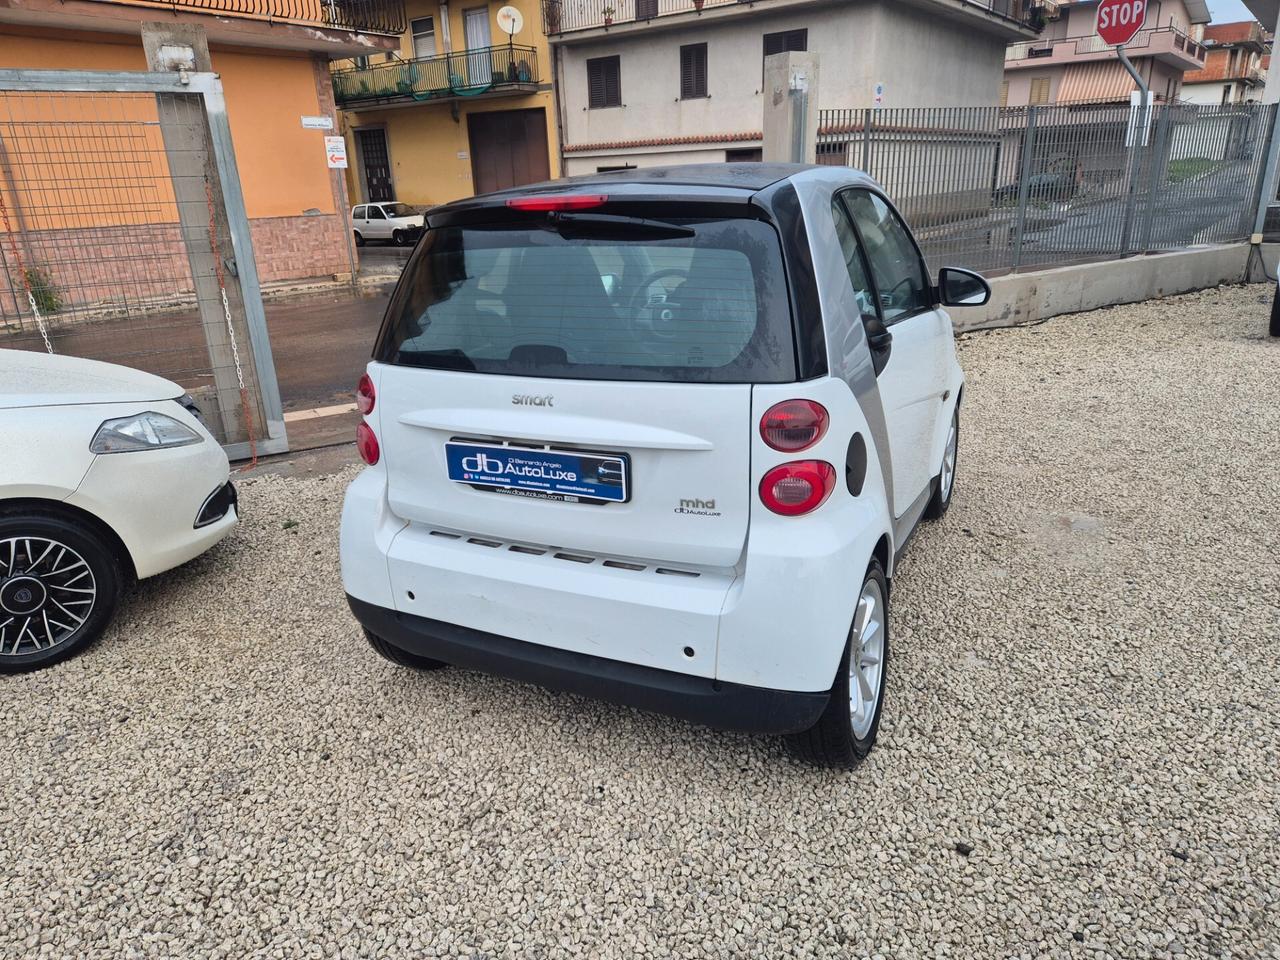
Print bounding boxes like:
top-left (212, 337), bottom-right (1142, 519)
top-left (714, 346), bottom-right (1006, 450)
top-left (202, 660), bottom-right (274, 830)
top-left (375, 217), bottom-right (795, 382)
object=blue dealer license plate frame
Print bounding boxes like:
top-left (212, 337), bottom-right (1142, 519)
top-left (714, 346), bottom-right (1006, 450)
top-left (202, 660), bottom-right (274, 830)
top-left (444, 441), bottom-right (630, 503)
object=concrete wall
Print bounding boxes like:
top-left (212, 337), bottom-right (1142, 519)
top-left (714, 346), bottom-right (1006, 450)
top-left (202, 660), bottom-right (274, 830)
top-left (961, 243), bottom-right (1253, 331)
top-left (558, 0), bottom-right (1008, 169)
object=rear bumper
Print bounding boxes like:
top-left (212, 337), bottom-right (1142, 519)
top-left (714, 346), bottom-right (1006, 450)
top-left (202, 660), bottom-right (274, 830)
top-left (348, 594), bottom-right (830, 734)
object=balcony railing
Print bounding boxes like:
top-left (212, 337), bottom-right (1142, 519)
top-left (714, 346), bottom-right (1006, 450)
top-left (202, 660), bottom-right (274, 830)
top-left (543, 0), bottom-right (1046, 37)
top-left (1007, 25), bottom-right (1206, 64)
top-left (92, 0), bottom-right (407, 36)
top-left (333, 44), bottom-right (540, 106)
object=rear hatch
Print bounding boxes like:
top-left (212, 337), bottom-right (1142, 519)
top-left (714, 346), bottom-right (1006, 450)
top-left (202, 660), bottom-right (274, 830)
top-left (372, 195), bottom-right (797, 569)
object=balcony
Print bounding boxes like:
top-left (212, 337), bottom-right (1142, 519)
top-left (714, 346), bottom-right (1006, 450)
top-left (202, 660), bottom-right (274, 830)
top-left (334, 45), bottom-right (540, 108)
top-left (1007, 25), bottom-right (1207, 71)
top-left (89, 0), bottom-right (407, 35)
top-left (543, 0), bottom-right (1045, 38)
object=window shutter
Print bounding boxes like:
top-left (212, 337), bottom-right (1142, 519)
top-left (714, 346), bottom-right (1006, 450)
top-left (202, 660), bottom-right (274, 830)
top-left (636, 0), bottom-right (658, 19)
top-left (588, 56), bottom-right (620, 108)
top-left (680, 44), bottom-right (707, 99)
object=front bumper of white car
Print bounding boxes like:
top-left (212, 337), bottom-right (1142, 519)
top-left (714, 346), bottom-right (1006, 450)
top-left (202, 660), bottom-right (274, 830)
top-left (66, 403), bottom-right (238, 579)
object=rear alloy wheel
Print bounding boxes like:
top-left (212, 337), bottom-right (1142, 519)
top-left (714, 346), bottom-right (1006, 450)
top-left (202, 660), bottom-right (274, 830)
top-left (353, 230), bottom-right (365, 247)
top-left (363, 627), bottom-right (447, 670)
top-left (0, 515), bottom-right (123, 672)
top-left (786, 560), bottom-right (889, 769)
top-left (924, 405), bottom-right (958, 521)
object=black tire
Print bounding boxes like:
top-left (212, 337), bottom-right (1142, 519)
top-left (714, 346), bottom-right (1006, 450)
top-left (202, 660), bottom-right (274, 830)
top-left (924, 404), bottom-right (959, 521)
top-left (786, 560), bottom-right (890, 769)
top-left (0, 513), bottom-right (123, 672)
top-left (353, 230), bottom-right (365, 247)
top-left (363, 627), bottom-right (447, 670)
top-left (392, 229), bottom-right (407, 246)
top-left (1270, 282), bottom-right (1280, 338)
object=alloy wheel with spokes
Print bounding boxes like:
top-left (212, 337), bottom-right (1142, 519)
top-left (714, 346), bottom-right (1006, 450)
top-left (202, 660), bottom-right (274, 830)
top-left (848, 578), bottom-right (886, 741)
top-left (786, 559), bottom-right (891, 769)
top-left (0, 515), bottom-right (121, 672)
top-left (925, 405), bottom-right (959, 521)
top-left (0, 536), bottom-right (97, 656)
top-left (940, 412), bottom-right (958, 503)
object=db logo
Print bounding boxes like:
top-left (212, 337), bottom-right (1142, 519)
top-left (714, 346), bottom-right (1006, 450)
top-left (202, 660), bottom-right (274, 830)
top-left (461, 452), bottom-right (505, 474)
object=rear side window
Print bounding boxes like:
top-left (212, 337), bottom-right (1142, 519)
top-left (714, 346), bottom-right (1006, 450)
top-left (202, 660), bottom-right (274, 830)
top-left (376, 217), bottom-right (795, 383)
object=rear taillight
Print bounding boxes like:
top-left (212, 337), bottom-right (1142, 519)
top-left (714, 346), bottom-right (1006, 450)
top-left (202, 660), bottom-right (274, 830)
top-left (759, 461), bottom-right (836, 516)
top-left (356, 422), bottom-right (380, 465)
top-left (505, 194), bottom-right (608, 212)
top-left (356, 373), bottom-right (375, 415)
top-left (760, 400), bottom-right (829, 452)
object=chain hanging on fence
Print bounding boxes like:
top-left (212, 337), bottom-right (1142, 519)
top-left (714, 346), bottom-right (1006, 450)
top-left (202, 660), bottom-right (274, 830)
top-left (0, 183), bottom-right (53, 354)
top-left (203, 176), bottom-right (258, 469)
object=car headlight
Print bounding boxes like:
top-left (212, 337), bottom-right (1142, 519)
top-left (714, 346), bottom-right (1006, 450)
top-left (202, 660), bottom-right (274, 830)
top-left (90, 412), bottom-right (202, 454)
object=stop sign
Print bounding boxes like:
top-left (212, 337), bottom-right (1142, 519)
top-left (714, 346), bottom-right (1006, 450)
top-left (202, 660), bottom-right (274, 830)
top-left (1096, 0), bottom-right (1147, 46)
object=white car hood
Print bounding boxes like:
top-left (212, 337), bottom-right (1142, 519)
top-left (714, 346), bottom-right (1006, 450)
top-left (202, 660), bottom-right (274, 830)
top-left (0, 348), bottom-right (183, 409)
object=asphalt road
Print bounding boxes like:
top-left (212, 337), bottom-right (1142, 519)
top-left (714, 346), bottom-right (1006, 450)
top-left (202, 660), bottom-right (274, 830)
top-left (0, 288), bottom-right (394, 413)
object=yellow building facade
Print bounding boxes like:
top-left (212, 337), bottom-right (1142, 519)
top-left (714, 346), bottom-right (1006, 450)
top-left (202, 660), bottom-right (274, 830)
top-left (334, 0), bottom-right (560, 207)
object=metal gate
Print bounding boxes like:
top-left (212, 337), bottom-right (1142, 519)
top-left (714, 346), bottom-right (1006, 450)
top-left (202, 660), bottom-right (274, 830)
top-left (817, 102), bottom-right (1280, 276)
top-left (0, 69), bottom-right (286, 459)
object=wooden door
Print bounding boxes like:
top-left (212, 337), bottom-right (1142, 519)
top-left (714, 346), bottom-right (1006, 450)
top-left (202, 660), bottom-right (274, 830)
top-left (467, 109), bottom-right (550, 196)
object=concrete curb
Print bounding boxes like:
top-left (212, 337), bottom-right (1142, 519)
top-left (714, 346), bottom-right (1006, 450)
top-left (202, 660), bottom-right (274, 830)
top-left (962, 243), bottom-right (1257, 332)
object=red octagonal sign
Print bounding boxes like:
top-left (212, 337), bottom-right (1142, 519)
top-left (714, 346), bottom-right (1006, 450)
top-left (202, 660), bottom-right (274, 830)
top-left (1096, 0), bottom-right (1148, 47)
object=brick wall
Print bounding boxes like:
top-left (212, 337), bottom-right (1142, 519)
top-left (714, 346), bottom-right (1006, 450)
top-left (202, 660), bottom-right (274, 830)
top-left (250, 213), bottom-right (351, 284)
top-left (0, 212), bottom-right (351, 322)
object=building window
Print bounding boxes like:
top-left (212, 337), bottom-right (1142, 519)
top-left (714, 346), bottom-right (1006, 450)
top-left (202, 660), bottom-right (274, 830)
top-left (1029, 76), bottom-right (1051, 106)
top-left (726, 148), bottom-right (763, 162)
top-left (680, 43), bottom-right (708, 100)
top-left (763, 28), bottom-right (807, 60)
top-left (1222, 84), bottom-right (1232, 104)
top-left (999, 80), bottom-right (1009, 107)
top-left (411, 17), bottom-right (436, 59)
top-left (588, 55), bottom-right (622, 109)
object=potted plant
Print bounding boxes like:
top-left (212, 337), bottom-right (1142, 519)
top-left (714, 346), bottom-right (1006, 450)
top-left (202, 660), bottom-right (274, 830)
top-left (602, 4), bottom-right (615, 25)
top-left (693, 0), bottom-right (704, 9)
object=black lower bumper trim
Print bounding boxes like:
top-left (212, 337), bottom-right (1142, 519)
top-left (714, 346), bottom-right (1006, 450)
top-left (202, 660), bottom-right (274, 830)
top-left (195, 480), bottom-right (238, 528)
top-left (347, 596), bottom-right (829, 735)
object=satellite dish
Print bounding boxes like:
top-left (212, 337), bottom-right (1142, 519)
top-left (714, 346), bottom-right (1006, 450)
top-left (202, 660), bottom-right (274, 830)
top-left (497, 5), bottom-right (524, 35)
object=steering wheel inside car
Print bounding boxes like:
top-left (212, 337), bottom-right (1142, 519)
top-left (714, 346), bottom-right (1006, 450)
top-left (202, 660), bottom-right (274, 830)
top-left (626, 268), bottom-right (692, 340)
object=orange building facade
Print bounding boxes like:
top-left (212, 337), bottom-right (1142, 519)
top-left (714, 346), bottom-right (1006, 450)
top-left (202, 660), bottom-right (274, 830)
top-left (0, 0), bottom-right (403, 287)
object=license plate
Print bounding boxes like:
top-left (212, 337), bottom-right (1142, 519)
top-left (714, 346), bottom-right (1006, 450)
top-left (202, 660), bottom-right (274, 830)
top-left (445, 442), bottom-right (630, 503)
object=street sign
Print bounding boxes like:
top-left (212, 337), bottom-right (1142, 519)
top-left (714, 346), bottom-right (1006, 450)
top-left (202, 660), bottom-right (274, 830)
top-left (1095, 0), bottom-right (1147, 47)
top-left (324, 135), bottom-right (347, 169)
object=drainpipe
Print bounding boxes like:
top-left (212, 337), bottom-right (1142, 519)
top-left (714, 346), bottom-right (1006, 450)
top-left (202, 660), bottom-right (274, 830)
top-left (551, 41), bottom-right (567, 177)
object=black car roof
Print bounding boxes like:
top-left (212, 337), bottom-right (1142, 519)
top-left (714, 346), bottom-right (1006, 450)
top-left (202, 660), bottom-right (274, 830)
top-left (431, 163), bottom-right (814, 219)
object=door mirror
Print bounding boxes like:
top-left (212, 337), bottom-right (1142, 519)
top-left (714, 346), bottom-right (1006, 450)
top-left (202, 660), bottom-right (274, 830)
top-left (938, 267), bottom-right (990, 307)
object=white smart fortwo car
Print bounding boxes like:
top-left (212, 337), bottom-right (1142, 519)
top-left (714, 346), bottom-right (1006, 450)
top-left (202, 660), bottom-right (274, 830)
top-left (0, 349), bottom-right (237, 671)
top-left (340, 164), bottom-right (989, 767)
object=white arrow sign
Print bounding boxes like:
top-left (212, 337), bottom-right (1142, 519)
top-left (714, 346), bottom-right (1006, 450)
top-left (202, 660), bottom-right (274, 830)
top-left (324, 135), bottom-right (348, 169)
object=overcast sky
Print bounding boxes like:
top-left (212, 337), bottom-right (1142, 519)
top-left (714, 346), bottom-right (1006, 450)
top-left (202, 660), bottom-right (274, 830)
top-left (1207, 0), bottom-right (1260, 22)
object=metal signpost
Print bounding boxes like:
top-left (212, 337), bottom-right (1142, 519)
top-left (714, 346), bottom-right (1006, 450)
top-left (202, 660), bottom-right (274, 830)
top-left (1096, 0), bottom-right (1150, 252)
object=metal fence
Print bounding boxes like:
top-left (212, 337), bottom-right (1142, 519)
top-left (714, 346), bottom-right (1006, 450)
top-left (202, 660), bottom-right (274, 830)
top-left (0, 71), bottom-right (286, 459)
top-left (544, 0), bottom-right (1042, 36)
top-left (84, 0), bottom-right (407, 36)
top-left (333, 44), bottom-right (540, 107)
top-left (817, 102), bottom-right (1278, 275)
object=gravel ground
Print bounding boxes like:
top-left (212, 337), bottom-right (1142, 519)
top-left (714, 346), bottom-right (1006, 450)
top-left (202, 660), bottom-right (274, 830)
top-left (3, 284), bottom-right (1279, 959)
